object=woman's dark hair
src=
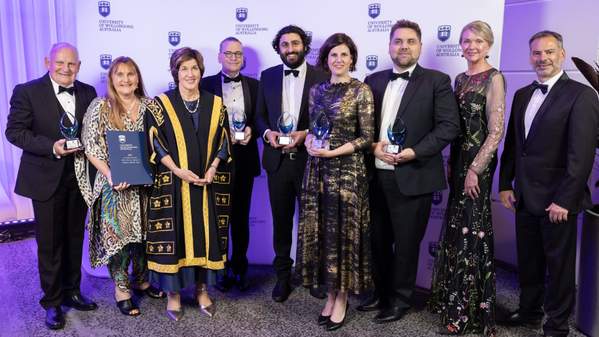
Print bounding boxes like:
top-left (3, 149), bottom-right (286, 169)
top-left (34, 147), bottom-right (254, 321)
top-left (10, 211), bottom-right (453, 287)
top-left (169, 47), bottom-right (205, 84)
top-left (317, 33), bottom-right (358, 72)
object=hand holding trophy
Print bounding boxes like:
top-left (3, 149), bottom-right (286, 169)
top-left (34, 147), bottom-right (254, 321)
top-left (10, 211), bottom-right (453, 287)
top-left (59, 112), bottom-right (82, 150)
top-left (385, 117), bottom-right (407, 154)
top-left (311, 111), bottom-right (331, 150)
top-left (232, 111), bottom-right (247, 141)
top-left (277, 112), bottom-right (296, 145)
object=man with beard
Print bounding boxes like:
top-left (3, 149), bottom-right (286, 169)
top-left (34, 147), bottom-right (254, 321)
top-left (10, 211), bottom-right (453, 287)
top-left (357, 20), bottom-right (459, 323)
top-left (498, 31), bottom-right (599, 337)
top-left (255, 25), bottom-right (328, 302)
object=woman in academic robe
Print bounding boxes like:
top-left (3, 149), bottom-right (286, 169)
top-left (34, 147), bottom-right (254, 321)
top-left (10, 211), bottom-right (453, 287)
top-left (144, 47), bottom-right (232, 321)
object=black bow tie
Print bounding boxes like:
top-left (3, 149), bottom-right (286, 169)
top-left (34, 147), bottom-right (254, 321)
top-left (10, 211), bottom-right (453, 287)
top-left (390, 71), bottom-right (410, 81)
top-left (531, 81), bottom-right (548, 94)
top-left (284, 69), bottom-right (300, 77)
top-left (58, 86), bottom-right (76, 95)
top-left (223, 75), bottom-right (242, 83)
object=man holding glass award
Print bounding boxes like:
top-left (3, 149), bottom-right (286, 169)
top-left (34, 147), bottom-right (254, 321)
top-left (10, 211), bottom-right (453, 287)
top-left (202, 37), bottom-right (260, 292)
top-left (255, 25), bottom-right (328, 302)
top-left (5, 43), bottom-right (98, 330)
top-left (359, 20), bottom-right (460, 323)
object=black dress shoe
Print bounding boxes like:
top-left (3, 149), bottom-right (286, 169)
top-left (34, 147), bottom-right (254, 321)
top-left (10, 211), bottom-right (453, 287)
top-left (318, 314), bottom-right (330, 326)
top-left (497, 310), bottom-right (543, 329)
top-left (45, 306), bottom-right (65, 330)
top-left (236, 274), bottom-right (250, 292)
top-left (309, 286), bottom-right (326, 299)
top-left (373, 306), bottom-right (408, 324)
top-left (62, 293), bottom-right (98, 311)
top-left (356, 295), bottom-right (381, 312)
top-left (272, 280), bottom-right (292, 302)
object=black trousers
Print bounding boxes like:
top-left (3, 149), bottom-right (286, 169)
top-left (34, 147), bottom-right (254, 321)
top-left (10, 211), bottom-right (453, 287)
top-left (228, 172), bottom-right (255, 275)
top-left (371, 170), bottom-right (433, 309)
top-left (266, 155), bottom-right (305, 281)
top-left (515, 204), bottom-right (577, 336)
top-left (31, 162), bottom-right (87, 309)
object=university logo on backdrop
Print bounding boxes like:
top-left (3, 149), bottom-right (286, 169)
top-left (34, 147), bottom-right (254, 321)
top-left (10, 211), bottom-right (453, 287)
top-left (168, 82), bottom-right (177, 90)
top-left (100, 54), bottom-right (112, 70)
top-left (168, 31), bottom-right (181, 47)
top-left (437, 25), bottom-right (451, 42)
top-left (432, 191), bottom-right (443, 205)
top-left (236, 8), bottom-right (248, 22)
top-left (98, 1), bottom-right (110, 17)
top-left (368, 3), bottom-right (381, 19)
top-left (366, 55), bottom-right (378, 71)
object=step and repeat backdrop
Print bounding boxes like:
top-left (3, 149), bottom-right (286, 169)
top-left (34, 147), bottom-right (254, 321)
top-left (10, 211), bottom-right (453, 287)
top-left (76, 0), bottom-right (505, 287)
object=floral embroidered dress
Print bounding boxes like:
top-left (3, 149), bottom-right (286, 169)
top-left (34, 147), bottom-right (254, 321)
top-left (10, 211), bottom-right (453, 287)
top-left (429, 68), bottom-right (505, 336)
top-left (296, 79), bottom-right (375, 294)
top-left (75, 97), bottom-right (152, 267)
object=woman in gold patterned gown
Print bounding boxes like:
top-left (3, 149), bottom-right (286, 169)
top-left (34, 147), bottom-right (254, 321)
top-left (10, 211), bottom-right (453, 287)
top-left (296, 33), bottom-right (374, 331)
top-left (76, 56), bottom-right (164, 317)
top-left (428, 21), bottom-right (505, 337)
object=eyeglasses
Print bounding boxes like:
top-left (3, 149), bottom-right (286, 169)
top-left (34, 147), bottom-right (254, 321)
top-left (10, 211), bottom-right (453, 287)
top-left (222, 51), bottom-right (243, 59)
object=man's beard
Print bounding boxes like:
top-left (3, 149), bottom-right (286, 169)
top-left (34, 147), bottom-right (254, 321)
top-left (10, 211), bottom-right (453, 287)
top-left (280, 50), bottom-right (306, 69)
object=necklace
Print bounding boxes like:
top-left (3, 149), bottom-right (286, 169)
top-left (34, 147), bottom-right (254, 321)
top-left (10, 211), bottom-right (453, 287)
top-left (183, 96), bottom-right (200, 113)
top-left (123, 98), bottom-right (139, 117)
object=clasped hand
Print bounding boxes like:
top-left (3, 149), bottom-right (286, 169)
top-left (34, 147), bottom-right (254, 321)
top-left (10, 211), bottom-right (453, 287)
top-left (174, 167), bottom-right (215, 186)
top-left (373, 140), bottom-right (415, 165)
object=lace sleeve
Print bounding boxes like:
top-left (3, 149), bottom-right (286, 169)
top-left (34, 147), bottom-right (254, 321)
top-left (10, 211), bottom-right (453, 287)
top-left (350, 83), bottom-right (375, 151)
top-left (82, 97), bottom-right (108, 161)
top-left (469, 72), bottom-right (506, 175)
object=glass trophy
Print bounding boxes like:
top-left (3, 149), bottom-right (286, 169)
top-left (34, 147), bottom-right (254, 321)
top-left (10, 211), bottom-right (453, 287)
top-left (277, 112), bottom-right (296, 145)
top-left (386, 118), bottom-right (407, 154)
top-left (311, 112), bottom-right (331, 149)
top-left (59, 112), bottom-right (82, 150)
top-left (232, 111), bottom-right (247, 141)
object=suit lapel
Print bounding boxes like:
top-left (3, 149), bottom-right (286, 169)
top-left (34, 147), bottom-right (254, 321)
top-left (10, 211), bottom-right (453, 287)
top-left (517, 86), bottom-right (535, 145)
top-left (299, 65), bottom-right (315, 121)
top-left (396, 64), bottom-right (424, 120)
top-left (42, 74), bottom-right (63, 121)
top-left (270, 65), bottom-right (284, 126)
top-left (213, 73), bottom-right (224, 97)
top-left (525, 73), bottom-right (569, 144)
top-left (241, 75), bottom-right (252, 119)
top-left (74, 80), bottom-right (87, 123)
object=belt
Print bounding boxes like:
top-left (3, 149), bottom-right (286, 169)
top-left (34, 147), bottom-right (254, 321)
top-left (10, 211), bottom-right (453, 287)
top-left (282, 148), bottom-right (298, 160)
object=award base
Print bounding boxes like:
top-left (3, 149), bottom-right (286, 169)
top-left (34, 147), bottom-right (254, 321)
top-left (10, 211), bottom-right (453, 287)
top-left (64, 138), bottom-right (82, 150)
top-left (278, 136), bottom-right (292, 145)
top-left (385, 144), bottom-right (400, 154)
top-left (312, 139), bottom-right (329, 150)
top-left (234, 131), bottom-right (245, 141)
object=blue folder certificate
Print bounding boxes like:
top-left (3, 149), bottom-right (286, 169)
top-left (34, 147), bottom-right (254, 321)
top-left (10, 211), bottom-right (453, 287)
top-left (106, 130), bottom-right (153, 185)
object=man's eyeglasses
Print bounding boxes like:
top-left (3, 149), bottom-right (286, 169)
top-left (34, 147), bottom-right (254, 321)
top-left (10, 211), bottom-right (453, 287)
top-left (223, 51), bottom-right (243, 59)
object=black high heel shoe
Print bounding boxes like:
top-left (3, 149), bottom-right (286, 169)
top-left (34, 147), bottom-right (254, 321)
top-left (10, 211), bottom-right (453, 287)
top-left (326, 303), bottom-right (348, 331)
top-left (318, 314), bottom-right (330, 326)
top-left (116, 298), bottom-right (140, 316)
top-left (134, 285), bottom-right (165, 299)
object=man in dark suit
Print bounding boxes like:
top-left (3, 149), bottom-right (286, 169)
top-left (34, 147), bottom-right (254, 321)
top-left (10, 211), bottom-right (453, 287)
top-left (498, 31), bottom-right (599, 337)
top-left (255, 25), bottom-right (328, 302)
top-left (358, 20), bottom-right (460, 323)
top-left (202, 37), bottom-right (260, 292)
top-left (5, 43), bottom-right (98, 330)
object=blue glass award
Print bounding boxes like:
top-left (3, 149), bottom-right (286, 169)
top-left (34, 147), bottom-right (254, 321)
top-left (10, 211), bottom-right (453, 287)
top-left (232, 111), bottom-right (247, 141)
top-left (277, 112), bottom-right (295, 145)
top-left (311, 112), bottom-right (331, 149)
top-left (59, 112), bottom-right (82, 149)
top-left (386, 118), bottom-right (407, 154)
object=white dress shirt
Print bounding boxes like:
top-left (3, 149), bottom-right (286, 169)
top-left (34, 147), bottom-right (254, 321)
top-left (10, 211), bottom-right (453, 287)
top-left (221, 72), bottom-right (245, 133)
top-left (50, 77), bottom-right (76, 123)
top-left (524, 70), bottom-right (563, 138)
top-left (281, 61), bottom-right (307, 132)
top-left (375, 63), bottom-right (417, 170)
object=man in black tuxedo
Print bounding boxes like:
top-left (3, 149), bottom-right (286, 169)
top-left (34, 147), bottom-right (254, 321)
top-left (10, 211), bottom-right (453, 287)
top-left (202, 37), bottom-right (260, 292)
top-left (358, 20), bottom-right (459, 323)
top-left (5, 43), bottom-right (98, 330)
top-left (498, 31), bottom-right (599, 337)
top-left (255, 25), bottom-right (328, 302)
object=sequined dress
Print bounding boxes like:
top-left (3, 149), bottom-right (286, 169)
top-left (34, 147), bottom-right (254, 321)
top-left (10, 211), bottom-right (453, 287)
top-left (296, 78), bottom-right (375, 293)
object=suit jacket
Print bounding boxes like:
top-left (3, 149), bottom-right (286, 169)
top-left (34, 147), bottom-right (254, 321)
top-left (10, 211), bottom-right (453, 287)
top-left (201, 72), bottom-right (261, 177)
top-left (364, 64), bottom-right (460, 196)
top-left (499, 72), bottom-right (599, 215)
top-left (6, 73), bottom-right (97, 201)
top-left (254, 63), bottom-right (328, 173)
